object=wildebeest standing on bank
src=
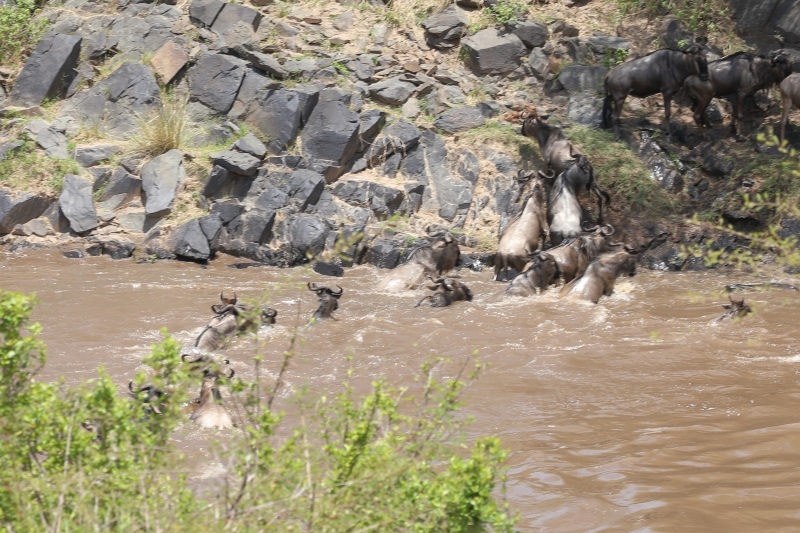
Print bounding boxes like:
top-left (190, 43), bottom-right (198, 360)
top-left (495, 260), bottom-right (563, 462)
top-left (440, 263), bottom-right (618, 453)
top-left (684, 52), bottom-right (790, 137)
top-left (415, 277), bottom-right (473, 307)
top-left (779, 72), bottom-right (800, 143)
top-left (602, 45), bottom-right (709, 136)
top-left (375, 232), bottom-right (460, 292)
top-left (519, 106), bottom-right (610, 220)
top-left (494, 171), bottom-right (548, 281)
top-left (561, 248), bottom-right (637, 303)
top-left (506, 252), bottom-right (560, 297)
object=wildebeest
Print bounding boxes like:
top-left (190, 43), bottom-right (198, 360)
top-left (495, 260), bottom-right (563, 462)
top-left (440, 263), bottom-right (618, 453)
top-left (494, 171), bottom-right (548, 281)
top-left (189, 373), bottom-right (234, 429)
top-left (779, 72), bottom-right (800, 143)
top-left (128, 381), bottom-right (166, 417)
top-left (415, 277), bottom-right (473, 307)
top-left (717, 296), bottom-right (752, 321)
top-left (518, 106), bottom-right (610, 219)
top-left (195, 293), bottom-right (278, 352)
top-left (561, 248), bottom-right (637, 303)
top-left (684, 52), bottom-right (790, 137)
top-left (542, 168), bottom-right (583, 247)
top-left (308, 282), bottom-right (343, 322)
top-left (602, 45), bottom-right (709, 135)
top-left (540, 224), bottom-right (617, 284)
top-left (375, 232), bottom-right (460, 292)
top-left (506, 252), bottom-right (560, 297)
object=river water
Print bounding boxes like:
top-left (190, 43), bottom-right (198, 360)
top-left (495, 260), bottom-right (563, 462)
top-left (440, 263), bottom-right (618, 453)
top-left (2, 249), bottom-right (800, 531)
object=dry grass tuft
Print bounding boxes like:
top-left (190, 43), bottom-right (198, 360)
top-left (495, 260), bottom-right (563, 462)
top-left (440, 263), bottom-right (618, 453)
top-left (129, 91), bottom-right (189, 159)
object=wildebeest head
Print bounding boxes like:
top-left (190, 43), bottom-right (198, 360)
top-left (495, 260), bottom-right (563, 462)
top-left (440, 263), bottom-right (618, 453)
top-left (719, 296), bottom-right (751, 321)
top-left (128, 381), bottom-right (167, 416)
top-left (770, 53), bottom-right (792, 83)
top-left (415, 277), bottom-right (473, 308)
top-left (211, 292), bottom-right (239, 315)
top-left (181, 352), bottom-right (233, 377)
top-left (308, 282), bottom-right (343, 321)
top-left (684, 44), bottom-right (709, 81)
top-left (429, 232), bottom-right (461, 274)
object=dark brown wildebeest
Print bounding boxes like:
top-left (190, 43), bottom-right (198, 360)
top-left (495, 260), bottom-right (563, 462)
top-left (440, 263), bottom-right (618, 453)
top-left (779, 72), bottom-right (800, 143)
top-left (717, 296), bottom-right (752, 321)
top-left (189, 372), bottom-right (234, 429)
top-left (195, 293), bottom-right (278, 352)
top-left (540, 224), bottom-right (618, 284)
top-left (561, 248), bottom-right (637, 303)
top-left (494, 171), bottom-right (548, 281)
top-left (415, 277), bottom-right (473, 307)
top-left (684, 52), bottom-right (790, 137)
top-left (517, 106), bottom-right (610, 219)
top-left (602, 45), bottom-right (709, 136)
top-left (308, 282), bottom-right (343, 322)
top-left (128, 381), bottom-right (167, 417)
top-left (376, 232), bottom-right (460, 292)
top-left (506, 252), bottom-right (560, 297)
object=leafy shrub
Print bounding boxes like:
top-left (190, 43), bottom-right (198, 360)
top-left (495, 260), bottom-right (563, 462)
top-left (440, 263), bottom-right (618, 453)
top-left (0, 0), bottom-right (48, 65)
top-left (486, 0), bottom-right (528, 25)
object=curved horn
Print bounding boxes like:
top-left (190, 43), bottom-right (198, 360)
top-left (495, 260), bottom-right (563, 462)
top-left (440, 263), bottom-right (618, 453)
top-left (128, 381), bottom-right (136, 393)
top-left (308, 282), bottom-right (320, 292)
top-left (608, 240), bottom-right (626, 248)
top-left (225, 368), bottom-right (235, 380)
top-left (581, 222), bottom-right (600, 232)
top-left (601, 224), bottom-right (615, 236)
top-left (444, 232), bottom-right (453, 243)
top-left (211, 303), bottom-right (237, 315)
top-left (331, 285), bottom-right (343, 296)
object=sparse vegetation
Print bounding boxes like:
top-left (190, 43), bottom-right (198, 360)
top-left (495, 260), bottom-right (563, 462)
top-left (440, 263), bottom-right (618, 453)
top-left (129, 90), bottom-right (188, 159)
top-left (0, 142), bottom-right (80, 196)
top-left (485, 0), bottom-right (529, 26)
top-left (0, 0), bottom-right (48, 66)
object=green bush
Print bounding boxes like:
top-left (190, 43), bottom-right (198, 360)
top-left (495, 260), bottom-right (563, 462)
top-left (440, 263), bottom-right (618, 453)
top-left (0, 0), bottom-right (48, 65)
top-left (0, 290), bottom-right (517, 531)
top-left (485, 0), bottom-right (528, 25)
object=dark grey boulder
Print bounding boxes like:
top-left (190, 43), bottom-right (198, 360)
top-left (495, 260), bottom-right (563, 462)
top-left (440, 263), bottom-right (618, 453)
top-left (227, 69), bottom-right (279, 120)
top-left (557, 65), bottom-right (607, 96)
top-left (300, 99), bottom-right (360, 173)
top-left (74, 144), bottom-right (121, 167)
top-left (170, 217), bottom-right (213, 261)
top-left (60, 62), bottom-right (160, 137)
top-left (96, 167), bottom-right (141, 211)
top-left (433, 106), bottom-right (486, 133)
top-left (368, 77), bottom-right (415, 106)
top-left (59, 174), bottom-right (98, 233)
top-left (225, 208), bottom-right (275, 245)
top-left (141, 149), bottom-right (185, 217)
top-left (528, 48), bottom-right (549, 78)
top-left (255, 187), bottom-right (290, 211)
top-left (313, 261), bottom-right (344, 277)
top-left (287, 169), bottom-right (325, 210)
top-left (0, 141), bottom-right (24, 161)
top-left (202, 165), bottom-right (231, 198)
top-left (510, 20), bottom-right (548, 49)
top-left (462, 29), bottom-right (526, 75)
top-left (286, 213), bottom-right (329, 259)
top-left (109, 13), bottom-right (174, 55)
top-left (361, 236), bottom-right (403, 269)
top-left (210, 200), bottom-right (245, 224)
top-left (456, 151), bottom-right (480, 185)
top-left (36, 128), bottom-right (69, 159)
top-left (187, 54), bottom-right (246, 114)
top-left (586, 35), bottom-right (631, 56)
top-left (246, 51), bottom-right (288, 79)
top-left (418, 131), bottom-right (473, 224)
top-left (0, 189), bottom-right (51, 234)
top-left (242, 88), bottom-right (308, 154)
top-left (211, 2), bottom-right (262, 35)
top-left (422, 5), bottom-right (468, 49)
top-left (332, 180), bottom-right (404, 220)
top-left (567, 95), bottom-right (603, 127)
top-left (233, 132), bottom-right (267, 159)
top-left (9, 33), bottom-right (82, 107)
top-left (189, 0), bottom-right (225, 27)
top-left (12, 218), bottom-right (53, 238)
top-left (357, 109), bottom-right (387, 152)
top-left (87, 238), bottom-right (136, 259)
top-left (365, 119), bottom-right (420, 167)
top-left (210, 150), bottom-right (261, 175)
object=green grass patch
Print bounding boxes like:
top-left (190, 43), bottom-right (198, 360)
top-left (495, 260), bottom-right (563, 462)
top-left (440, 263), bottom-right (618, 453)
top-left (567, 125), bottom-right (679, 215)
top-left (0, 141), bottom-right (80, 196)
top-left (458, 120), bottom-right (541, 164)
top-left (0, 0), bottom-right (48, 66)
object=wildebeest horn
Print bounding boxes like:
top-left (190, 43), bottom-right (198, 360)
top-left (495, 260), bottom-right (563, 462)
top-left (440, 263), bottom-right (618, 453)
top-left (263, 307), bottom-right (278, 318)
top-left (330, 285), bottom-right (343, 296)
top-left (601, 224), bottom-right (615, 236)
top-left (128, 380), bottom-right (136, 393)
top-left (581, 222), bottom-right (599, 232)
top-left (443, 232), bottom-right (453, 243)
top-left (225, 368), bottom-right (235, 379)
top-left (211, 303), bottom-right (237, 315)
top-left (538, 169), bottom-right (556, 179)
top-left (308, 282), bottom-right (320, 292)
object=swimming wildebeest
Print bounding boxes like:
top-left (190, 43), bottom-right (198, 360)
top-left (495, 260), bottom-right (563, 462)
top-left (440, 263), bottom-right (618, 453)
top-left (375, 232), bottom-right (460, 292)
top-left (779, 72), bottom-right (800, 143)
top-left (415, 277), bottom-right (473, 307)
top-left (717, 296), bottom-right (752, 321)
top-left (128, 381), bottom-right (167, 417)
top-left (189, 372), bottom-right (234, 429)
top-left (194, 293), bottom-right (278, 352)
top-left (540, 224), bottom-right (618, 284)
top-left (684, 51), bottom-right (790, 137)
top-left (561, 248), bottom-right (637, 303)
top-left (494, 170), bottom-right (548, 281)
top-left (602, 44), bottom-right (709, 136)
top-left (506, 252), bottom-right (560, 297)
top-left (308, 282), bottom-right (343, 322)
top-left (517, 105), bottom-right (610, 219)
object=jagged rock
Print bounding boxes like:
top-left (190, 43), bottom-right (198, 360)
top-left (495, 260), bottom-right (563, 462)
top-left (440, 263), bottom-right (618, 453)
top-left (418, 131), bottom-right (473, 224)
top-left (223, 208), bottom-right (275, 245)
top-left (456, 151), bottom-right (480, 185)
top-left (422, 5), bottom-right (468, 49)
top-left (96, 167), bottom-right (141, 211)
top-left (557, 65), bottom-right (607, 95)
top-left (333, 11), bottom-right (354, 31)
top-left (110, 13), bottom-right (175, 55)
top-left (346, 56), bottom-right (375, 82)
top-left (357, 109), bottom-right (387, 151)
top-left (9, 33), bottom-right (82, 107)
top-left (510, 20), bottom-right (548, 49)
top-left (188, 53), bottom-right (246, 114)
top-left (12, 218), bottom-right (53, 237)
top-left (242, 88), bottom-right (312, 154)
top-left (586, 35), bottom-right (631, 56)
top-left (433, 106), bottom-right (486, 133)
top-left (211, 2), bottom-right (262, 35)
top-left (528, 48), bottom-right (549, 78)
top-left (286, 169), bottom-right (325, 210)
top-left (210, 200), bottom-right (245, 224)
top-left (233, 132), bottom-right (267, 159)
top-left (36, 128), bottom-right (69, 159)
top-left (361, 236), bottom-right (403, 268)
top-left (368, 77), bottom-right (415, 106)
top-left (245, 51), bottom-right (288, 79)
top-left (462, 29), bottom-right (526, 75)
top-left (189, 0), bottom-right (224, 26)
top-left (60, 174), bottom-right (98, 234)
top-left (210, 150), bottom-right (261, 175)
top-left (170, 217), bottom-right (215, 261)
top-left (286, 213), bottom-right (329, 259)
top-left (0, 189), bottom-right (51, 234)
top-left (141, 150), bottom-right (185, 217)
top-left (22, 119), bottom-right (49, 140)
top-left (0, 141), bottom-right (24, 161)
top-left (365, 119), bottom-right (420, 167)
top-left (255, 187), bottom-right (290, 211)
top-left (150, 40), bottom-right (188, 85)
top-left (332, 180), bottom-right (404, 220)
top-left (60, 63), bottom-right (160, 137)
top-left (74, 144), bottom-right (120, 167)
top-left (202, 165), bottom-right (230, 198)
top-left (567, 95), bottom-right (604, 127)
top-left (701, 152), bottom-right (735, 177)
top-left (300, 98), bottom-right (360, 175)
top-left (87, 237), bottom-right (136, 259)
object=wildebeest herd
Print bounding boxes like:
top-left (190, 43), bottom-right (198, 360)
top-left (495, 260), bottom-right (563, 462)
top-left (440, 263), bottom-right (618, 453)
top-left (129, 42), bottom-right (782, 430)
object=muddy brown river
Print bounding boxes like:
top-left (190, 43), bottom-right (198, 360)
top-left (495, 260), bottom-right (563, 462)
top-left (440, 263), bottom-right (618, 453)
top-left (2, 249), bottom-right (800, 531)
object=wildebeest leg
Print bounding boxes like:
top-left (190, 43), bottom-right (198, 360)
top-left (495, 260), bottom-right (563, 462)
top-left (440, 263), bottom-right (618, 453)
top-left (733, 93), bottom-right (746, 139)
top-left (414, 295), bottom-right (433, 308)
top-left (780, 92), bottom-right (793, 144)
top-left (663, 92), bottom-right (673, 137)
top-left (612, 95), bottom-right (625, 138)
